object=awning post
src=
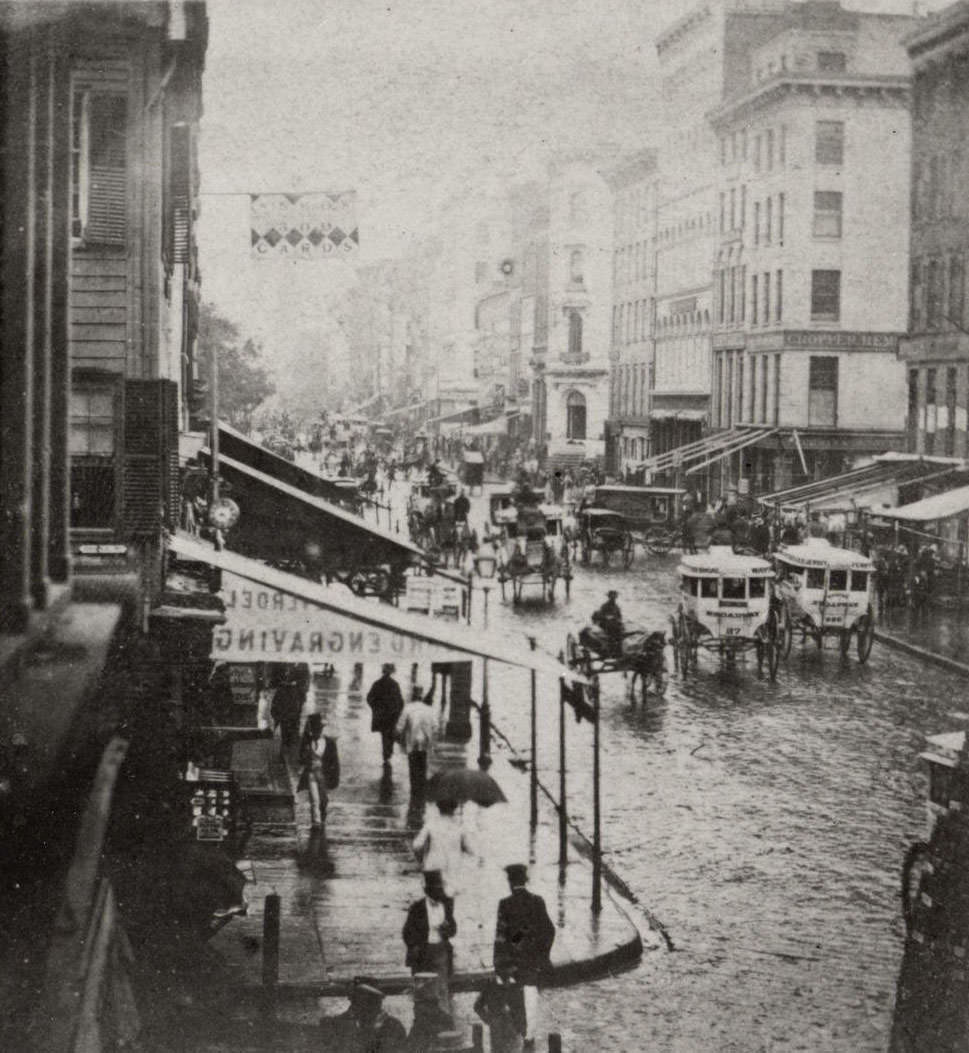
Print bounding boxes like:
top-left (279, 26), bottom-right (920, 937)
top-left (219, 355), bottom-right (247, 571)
top-left (478, 658), bottom-right (491, 771)
top-left (558, 673), bottom-right (568, 880)
top-left (592, 674), bottom-right (602, 915)
top-left (529, 637), bottom-right (538, 830)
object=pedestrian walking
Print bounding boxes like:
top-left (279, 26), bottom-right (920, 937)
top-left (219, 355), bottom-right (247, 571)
top-left (366, 663), bottom-right (405, 772)
top-left (296, 713), bottom-right (340, 831)
top-left (493, 863), bottom-right (555, 1051)
top-left (402, 870), bottom-right (457, 1019)
top-left (270, 665), bottom-right (305, 761)
top-left (411, 800), bottom-right (475, 898)
top-left (395, 684), bottom-right (437, 803)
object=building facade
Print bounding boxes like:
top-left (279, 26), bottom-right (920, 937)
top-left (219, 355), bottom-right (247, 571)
top-left (608, 149), bottom-right (658, 479)
top-left (902, 0), bottom-right (969, 460)
top-left (652, 1), bottom-right (791, 477)
top-left (708, 2), bottom-right (913, 496)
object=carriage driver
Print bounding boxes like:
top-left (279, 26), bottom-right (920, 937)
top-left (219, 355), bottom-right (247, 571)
top-left (592, 591), bottom-right (624, 656)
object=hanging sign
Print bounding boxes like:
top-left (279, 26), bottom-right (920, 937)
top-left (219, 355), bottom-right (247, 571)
top-left (250, 191), bottom-right (359, 259)
top-left (211, 571), bottom-right (453, 665)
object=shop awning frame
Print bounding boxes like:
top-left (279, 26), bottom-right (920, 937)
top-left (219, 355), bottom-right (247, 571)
top-left (424, 405), bottom-right (478, 426)
top-left (462, 416), bottom-right (507, 437)
top-left (168, 535), bottom-right (586, 683)
top-left (636, 427), bottom-right (777, 476)
top-left (378, 401), bottom-right (430, 421)
top-left (873, 484), bottom-right (969, 523)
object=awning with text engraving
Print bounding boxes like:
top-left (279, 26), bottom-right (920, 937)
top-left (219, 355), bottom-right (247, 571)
top-left (168, 535), bottom-right (586, 682)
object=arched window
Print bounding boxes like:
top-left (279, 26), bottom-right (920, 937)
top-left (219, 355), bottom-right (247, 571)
top-left (570, 249), bottom-right (584, 284)
top-left (568, 310), bottom-right (583, 357)
top-left (566, 390), bottom-right (587, 440)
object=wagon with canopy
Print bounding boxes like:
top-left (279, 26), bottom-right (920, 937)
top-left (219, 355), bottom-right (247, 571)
top-left (588, 485), bottom-right (687, 557)
top-left (492, 503), bottom-right (571, 604)
top-left (672, 546), bottom-right (780, 680)
top-left (771, 538), bottom-right (876, 662)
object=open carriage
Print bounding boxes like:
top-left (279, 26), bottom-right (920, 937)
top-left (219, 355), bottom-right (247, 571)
top-left (492, 503), bottom-right (571, 605)
top-left (565, 625), bottom-right (668, 702)
top-left (772, 538), bottom-right (876, 663)
top-left (672, 546), bottom-right (780, 680)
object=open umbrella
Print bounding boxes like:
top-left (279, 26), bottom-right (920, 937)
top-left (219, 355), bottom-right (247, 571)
top-left (425, 768), bottom-right (507, 807)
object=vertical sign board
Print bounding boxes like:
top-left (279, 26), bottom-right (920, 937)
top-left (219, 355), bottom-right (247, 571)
top-left (212, 571), bottom-right (455, 667)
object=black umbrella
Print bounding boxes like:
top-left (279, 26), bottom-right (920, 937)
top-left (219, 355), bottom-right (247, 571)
top-left (425, 768), bottom-right (507, 807)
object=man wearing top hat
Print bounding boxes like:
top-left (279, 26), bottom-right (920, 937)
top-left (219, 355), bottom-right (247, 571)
top-left (494, 863), bottom-right (555, 1050)
top-left (402, 870), bottom-right (457, 1018)
top-left (366, 663), bottom-right (405, 772)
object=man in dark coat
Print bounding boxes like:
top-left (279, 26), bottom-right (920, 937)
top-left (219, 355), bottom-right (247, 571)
top-left (366, 664), bottom-right (405, 771)
top-left (493, 863), bottom-right (555, 1049)
top-left (402, 870), bottom-right (456, 1020)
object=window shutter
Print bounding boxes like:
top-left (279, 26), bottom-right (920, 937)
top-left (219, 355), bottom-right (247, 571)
top-left (170, 124), bottom-right (192, 264)
top-left (86, 94), bottom-right (127, 246)
top-left (123, 380), bottom-right (180, 536)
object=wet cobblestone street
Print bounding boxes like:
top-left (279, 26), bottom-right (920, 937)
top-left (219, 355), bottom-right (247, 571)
top-left (414, 484), bottom-right (969, 1051)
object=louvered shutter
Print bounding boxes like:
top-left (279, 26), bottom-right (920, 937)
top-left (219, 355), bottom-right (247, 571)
top-left (85, 94), bottom-right (127, 246)
top-left (170, 124), bottom-right (192, 264)
top-left (123, 380), bottom-right (180, 536)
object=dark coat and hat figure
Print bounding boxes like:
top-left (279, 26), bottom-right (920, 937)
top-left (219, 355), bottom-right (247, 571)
top-left (493, 863), bottom-right (556, 1046)
top-left (366, 663), bottom-right (405, 767)
top-left (403, 869), bottom-right (457, 1025)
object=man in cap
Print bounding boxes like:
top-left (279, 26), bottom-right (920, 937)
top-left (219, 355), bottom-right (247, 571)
top-left (366, 664), bottom-right (405, 772)
top-left (591, 590), bottom-right (624, 657)
top-left (402, 870), bottom-right (457, 1019)
top-left (321, 976), bottom-right (407, 1052)
top-left (493, 863), bottom-right (555, 1050)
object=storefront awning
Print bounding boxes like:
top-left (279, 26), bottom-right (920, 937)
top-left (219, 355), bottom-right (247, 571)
top-left (875, 484), bottom-right (969, 523)
top-left (649, 408), bottom-right (707, 422)
top-left (462, 416), bottom-right (507, 437)
top-left (424, 405), bottom-right (478, 426)
top-left (211, 453), bottom-right (424, 571)
top-left (215, 422), bottom-right (359, 509)
top-left (637, 427), bottom-right (777, 476)
top-left (760, 455), bottom-right (963, 513)
top-left (168, 535), bottom-right (585, 682)
top-left (378, 401), bottom-right (429, 420)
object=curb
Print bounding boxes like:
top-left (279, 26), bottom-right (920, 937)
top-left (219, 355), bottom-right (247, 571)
top-left (874, 630), bottom-right (969, 678)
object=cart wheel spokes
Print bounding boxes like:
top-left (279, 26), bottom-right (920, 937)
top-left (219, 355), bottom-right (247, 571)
top-left (857, 607), bottom-right (875, 663)
top-left (779, 606), bottom-right (793, 659)
top-left (645, 526), bottom-right (673, 555)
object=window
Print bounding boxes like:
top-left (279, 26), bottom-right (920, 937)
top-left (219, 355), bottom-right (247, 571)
top-left (908, 369), bottom-right (919, 446)
top-left (569, 248), bottom-right (584, 284)
top-left (807, 567), bottom-right (826, 590)
top-left (729, 266), bottom-right (736, 323)
top-left (811, 270), bottom-right (841, 321)
top-left (946, 366), bottom-right (957, 456)
top-left (719, 192), bottom-right (725, 233)
top-left (740, 184), bottom-right (747, 229)
top-left (566, 390), bottom-right (586, 439)
top-left (752, 273), bottom-right (759, 324)
top-left (761, 354), bottom-right (769, 423)
top-left (737, 355), bottom-right (744, 421)
top-left (949, 255), bottom-right (965, 328)
top-left (818, 51), bottom-right (847, 72)
top-left (829, 570), bottom-right (848, 592)
top-left (815, 121), bottom-right (844, 165)
top-left (749, 578), bottom-right (767, 599)
top-left (700, 577), bottom-right (718, 599)
top-left (568, 310), bottom-right (583, 357)
top-left (718, 269), bottom-right (726, 324)
top-left (927, 258), bottom-right (943, 329)
top-left (754, 134), bottom-right (762, 172)
top-left (776, 269), bottom-right (783, 322)
top-left (730, 188), bottom-right (736, 230)
top-left (808, 356), bottom-right (838, 427)
top-left (754, 201), bottom-right (760, 246)
top-left (773, 353), bottom-right (781, 425)
top-left (813, 191), bottom-right (842, 237)
top-left (682, 575), bottom-right (699, 596)
top-left (763, 271), bottom-right (770, 323)
top-left (740, 265), bottom-right (747, 321)
top-left (722, 577), bottom-right (746, 601)
top-left (778, 192), bottom-right (785, 244)
top-left (766, 196), bottom-right (773, 243)
top-left (742, 129), bottom-right (748, 161)
top-left (850, 571), bottom-right (869, 593)
top-left (779, 125), bottom-right (787, 165)
top-left (911, 260), bottom-right (924, 331)
top-left (71, 89), bottom-right (128, 244)
top-left (69, 383), bottom-right (117, 529)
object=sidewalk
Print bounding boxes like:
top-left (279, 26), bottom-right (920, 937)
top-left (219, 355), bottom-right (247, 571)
top-left (207, 670), bottom-right (645, 1003)
top-left (876, 603), bottom-right (969, 676)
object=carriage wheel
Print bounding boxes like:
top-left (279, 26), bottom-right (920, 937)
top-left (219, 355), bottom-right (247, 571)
top-left (779, 607), bottom-right (793, 659)
top-left (856, 607), bottom-right (875, 664)
top-left (645, 527), bottom-right (673, 556)
top-left (765, 608), bottom-right (780, 681)
top-left (839, 626), bottom-right (852, 657)
top-left (622, 536), bottom-right (635, 568)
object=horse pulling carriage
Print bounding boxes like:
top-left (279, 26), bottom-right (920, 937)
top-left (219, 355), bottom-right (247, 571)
top-left (490, 501), bottom-right (571, 605)
top-left (565, 625), bottom-right (668, 703)
top-left (771, 538), bottom-right (876, 663)
top-left (576, 508), bottom-right (636, 567)
top-left (672, 546), bottom-right (781, 680)
top-left (587, 485), bottom-right (687, 558)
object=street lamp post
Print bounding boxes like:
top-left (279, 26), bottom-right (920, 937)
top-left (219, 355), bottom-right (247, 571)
top-left (473, 550), bottom-right (497, 627)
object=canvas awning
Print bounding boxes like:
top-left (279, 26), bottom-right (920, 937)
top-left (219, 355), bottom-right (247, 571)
top-left (211, 453), bottom-right (424, 571)
top-left (649, 408), bottom-right (707, 422)
top-left (875, 485), bottom-right (969, 523)
top-left (463, 416), bottom-right (507, 437)
top-left (378, 401), bottom-right (429, 420)
top-left (168, 535), bottom-right (585, 682)
top-left (424, 405), bottom-right (478, 426)
top-left (760, 455), bottom-right (963, 513)
top-left (214, 421), bottom-right (360, 509)
top-left (636, 427), bottom-right (777, 476)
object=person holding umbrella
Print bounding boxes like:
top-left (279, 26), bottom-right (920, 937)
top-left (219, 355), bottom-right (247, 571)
top-left (411, 799), bottom-right (475, 900)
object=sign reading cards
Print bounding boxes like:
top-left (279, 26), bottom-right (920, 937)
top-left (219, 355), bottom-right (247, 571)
top-left (250, 191), bottom-right (359, 259)
top-left (212, 571), bottom-right (449, 665)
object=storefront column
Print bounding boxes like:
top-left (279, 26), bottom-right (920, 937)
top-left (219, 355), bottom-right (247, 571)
top-left (773, 450), bottom-right (793, 493)
top-left (436, 660), bottom-right (473, 742)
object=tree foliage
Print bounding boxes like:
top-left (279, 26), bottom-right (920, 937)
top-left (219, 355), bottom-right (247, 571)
top-left (197, 303), bottom-right (275, 432)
